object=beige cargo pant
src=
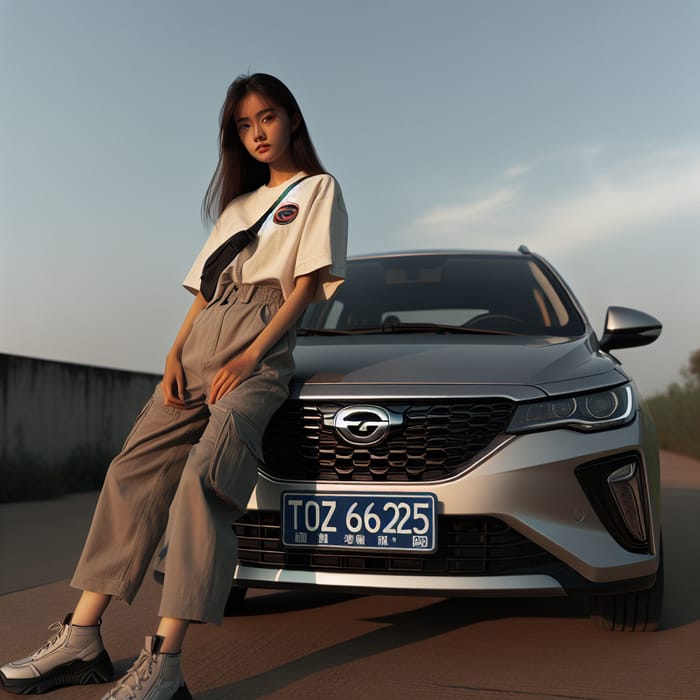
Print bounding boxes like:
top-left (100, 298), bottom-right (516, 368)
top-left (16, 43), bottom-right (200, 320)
top-left (70, 283), bottom-right (294, 624)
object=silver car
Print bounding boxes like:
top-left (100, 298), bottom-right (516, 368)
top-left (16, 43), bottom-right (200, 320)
top-left (230, 248), bottom-right (664, 631)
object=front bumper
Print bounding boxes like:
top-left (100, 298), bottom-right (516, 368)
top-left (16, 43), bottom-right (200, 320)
top-left (233, 416), bottom-right (661, 597)
top-left (235, 566), bottom-right (568, 596)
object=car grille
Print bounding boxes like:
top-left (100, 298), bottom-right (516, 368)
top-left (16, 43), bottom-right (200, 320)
top-left (235, 511), bottom-right (559, 576)
top-left (261, 400), bottom-right (515, 482)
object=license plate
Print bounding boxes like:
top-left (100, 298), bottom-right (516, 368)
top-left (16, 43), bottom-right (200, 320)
top-left (282, 492), bottom-right (437, 552)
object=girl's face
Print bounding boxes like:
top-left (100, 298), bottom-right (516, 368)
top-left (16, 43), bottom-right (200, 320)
top-left (234, 92), bottom-right (298, 172)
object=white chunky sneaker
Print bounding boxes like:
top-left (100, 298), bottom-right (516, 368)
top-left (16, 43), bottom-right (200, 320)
top-left (0, 613), bottom-right (113, 694)
top-left (100, 636), bottom-right (192, 700)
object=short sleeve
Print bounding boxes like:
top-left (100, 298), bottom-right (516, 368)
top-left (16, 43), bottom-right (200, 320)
top-left (293, 176), bottom-right (348, 302)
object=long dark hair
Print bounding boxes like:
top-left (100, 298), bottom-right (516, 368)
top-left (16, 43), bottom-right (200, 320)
top-left (202, 73), bottom-right (325, 223)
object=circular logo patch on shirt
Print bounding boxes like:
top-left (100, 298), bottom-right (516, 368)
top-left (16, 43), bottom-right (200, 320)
top-left (273, 203), bottom-right (299, 225)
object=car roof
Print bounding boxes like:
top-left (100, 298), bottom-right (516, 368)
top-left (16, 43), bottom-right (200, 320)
top-left (349, 248), bottom-right (532, 261)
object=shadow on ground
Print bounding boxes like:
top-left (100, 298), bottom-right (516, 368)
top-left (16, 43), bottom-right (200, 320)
top-left (196, 595), bottom-right (589, 699)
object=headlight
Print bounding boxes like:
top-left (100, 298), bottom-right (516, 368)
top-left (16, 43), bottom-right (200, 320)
top-left (508, 385), bottom-right (635, 433)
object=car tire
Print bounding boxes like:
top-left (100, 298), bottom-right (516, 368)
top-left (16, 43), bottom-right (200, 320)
top-left (223, 586), bottom-right (248, 616)
top-left (590, 536), bottom-right (664, 632)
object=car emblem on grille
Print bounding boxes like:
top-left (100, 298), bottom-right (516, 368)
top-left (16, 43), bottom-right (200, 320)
top-left (328, 405), bottom-right (403, 446)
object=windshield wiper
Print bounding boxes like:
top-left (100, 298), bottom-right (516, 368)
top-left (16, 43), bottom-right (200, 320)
top-left (297, 328), bottom-right (356, 336)
top-left (299, 323), bottom-right (516, 336)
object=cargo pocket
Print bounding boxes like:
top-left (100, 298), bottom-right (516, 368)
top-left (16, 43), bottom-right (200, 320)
top-left (120, 394), bottom-right (156, 452)
top-left (208, 411), bottom-right (263, 512)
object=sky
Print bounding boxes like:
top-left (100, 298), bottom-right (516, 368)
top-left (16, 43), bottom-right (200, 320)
top-left (1, 0), bottom-right (699, 398)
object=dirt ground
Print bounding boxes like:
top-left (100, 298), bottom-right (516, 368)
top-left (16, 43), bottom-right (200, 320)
top-left (1, 450), bottom-right (698, 700)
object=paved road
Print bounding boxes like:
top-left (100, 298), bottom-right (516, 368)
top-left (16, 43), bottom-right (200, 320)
top-left (1, 451), bottom-right (699, 699)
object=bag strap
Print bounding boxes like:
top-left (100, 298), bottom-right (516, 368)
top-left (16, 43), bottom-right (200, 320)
top-left (247, 174), bottom-right (314, 236)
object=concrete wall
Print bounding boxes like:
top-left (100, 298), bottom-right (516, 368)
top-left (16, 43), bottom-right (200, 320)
top-left (0, 353), bottom-right (160, 468)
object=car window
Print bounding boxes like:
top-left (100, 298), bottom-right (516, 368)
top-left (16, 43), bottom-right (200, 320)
top-left (301, 254), bottom-right (586, 336)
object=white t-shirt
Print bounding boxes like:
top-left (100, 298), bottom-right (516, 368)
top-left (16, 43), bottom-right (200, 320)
top-left (183, 173), bottom-right (347, 302)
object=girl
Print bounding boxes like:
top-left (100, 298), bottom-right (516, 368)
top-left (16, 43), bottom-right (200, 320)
top-left (0, 73), bottom-right (348, 700)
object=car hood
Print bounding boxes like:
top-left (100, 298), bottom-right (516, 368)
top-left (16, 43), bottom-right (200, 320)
top-left (291, 333), bottom-right (627, 400)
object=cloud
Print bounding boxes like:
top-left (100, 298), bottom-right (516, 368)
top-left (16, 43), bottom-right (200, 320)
top-left (503, 164), bottom-right (533, 179)
top-left (644, 144), bottom-right (700, 165)
top-left (412, 142), bottom-right (700, 255)
top-left (529, 156), bottom-right (700, 252)
top-left (502, 144), bottom-right (602, 179)
top-left (415, 189), bottom-right (517, 227)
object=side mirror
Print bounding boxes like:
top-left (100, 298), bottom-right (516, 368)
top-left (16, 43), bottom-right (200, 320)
top-left (599, 306), bottom-right (662, 352)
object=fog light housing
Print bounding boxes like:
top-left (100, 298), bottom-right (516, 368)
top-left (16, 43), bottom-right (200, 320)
top-left (607, 462), bottom-right (647, 542)
top-left (575, 453), bottom-right (650, 553)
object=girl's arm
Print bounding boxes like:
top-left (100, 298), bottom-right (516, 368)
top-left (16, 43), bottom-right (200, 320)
top-left (208, 271), bottom-right (318, 404)
top-left (162, 291), bottom-right (208, 407)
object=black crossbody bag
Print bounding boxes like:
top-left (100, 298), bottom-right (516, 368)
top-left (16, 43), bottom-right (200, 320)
top-left (200, 175), bottom-right (313, 301)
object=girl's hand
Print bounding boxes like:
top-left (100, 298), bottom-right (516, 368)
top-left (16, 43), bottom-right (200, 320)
top-left (162, 291), bottom-right (207, 408)
top-left (163, 352), bottom-right (187, 408)
top-left (209, 352), bottom-right (258, 404)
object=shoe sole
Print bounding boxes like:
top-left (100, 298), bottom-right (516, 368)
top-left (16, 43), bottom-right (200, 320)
top-left (0, 649), bottom-right (113, 695)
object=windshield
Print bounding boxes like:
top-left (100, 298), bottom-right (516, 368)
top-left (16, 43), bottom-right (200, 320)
top-left (300, 253), bottom-right (586, 336)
